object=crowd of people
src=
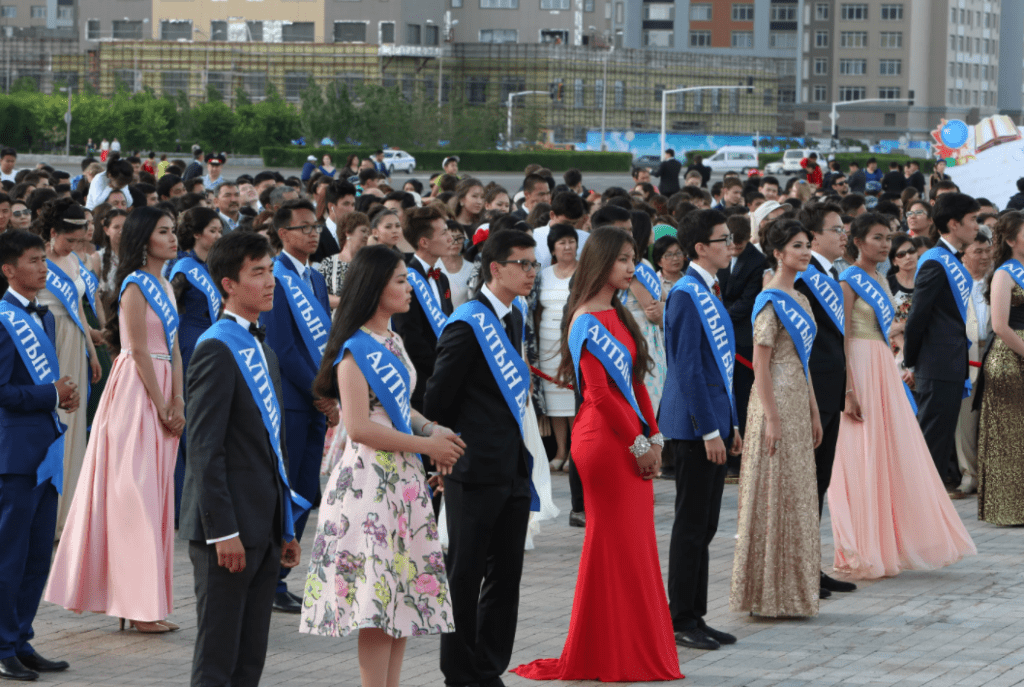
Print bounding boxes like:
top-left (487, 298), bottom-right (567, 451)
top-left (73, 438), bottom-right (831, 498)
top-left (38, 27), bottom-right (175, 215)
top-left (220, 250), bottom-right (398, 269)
top-left (0, 140), bottom-right (1011, 686)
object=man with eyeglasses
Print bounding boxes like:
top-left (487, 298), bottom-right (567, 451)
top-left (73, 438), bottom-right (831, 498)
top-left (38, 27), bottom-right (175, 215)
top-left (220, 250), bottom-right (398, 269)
top-left (828, 173), bottom-right (849, 198)
top-left (259, 199), bottom-right (335, 615)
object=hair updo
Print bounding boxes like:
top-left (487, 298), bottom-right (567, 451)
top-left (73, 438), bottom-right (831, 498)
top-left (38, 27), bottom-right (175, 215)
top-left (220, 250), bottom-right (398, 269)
top-left (761, 218), bottom-right (810, 270)
top-left (845, 211), bottom-right (891, 261)
top-left (35, 196), bottom-right (88, 242)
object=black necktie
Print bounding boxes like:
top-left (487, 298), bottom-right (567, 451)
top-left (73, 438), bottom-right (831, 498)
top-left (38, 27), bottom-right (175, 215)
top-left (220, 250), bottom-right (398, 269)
top-left (502, 313), bottom-right (515, 342)
top-left (249, 322), bottom-right (266, 342)
top-left (830, 266), bottom-right (839, 280)
top-left (25, 302), bottom-right (48, 316)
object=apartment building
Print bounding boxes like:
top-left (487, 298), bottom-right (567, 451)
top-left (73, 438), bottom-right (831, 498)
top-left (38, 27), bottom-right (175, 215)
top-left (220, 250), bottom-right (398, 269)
top-left (0, 0), bottom-right (74, 36)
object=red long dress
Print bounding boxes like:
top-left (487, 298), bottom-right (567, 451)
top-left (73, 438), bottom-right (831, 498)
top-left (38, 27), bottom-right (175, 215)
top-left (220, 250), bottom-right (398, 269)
top-left (512, 309), bottom-right (683, 682)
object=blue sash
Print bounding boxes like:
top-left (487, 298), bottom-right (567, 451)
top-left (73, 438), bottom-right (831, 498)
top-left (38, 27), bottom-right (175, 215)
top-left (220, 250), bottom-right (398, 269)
top-left (77, 257), bottom-right (99, 316)
top-left (918, 246), bottom-right (974, 398)
top-left (170, 256), bottom-right (222, 323)
top-left (672, 276), bottom-right (737, 417)
top-left (997, 258), bottom-right (1024, 292)
top-left (515, 296), bottom-right (528, 343)
top-left (46, 260), bottom-right (88, 343)
top-left (840, 266), bottom-right (919, 413)
top-left (406, 268), bottom-right (448, 339)
top-left (752, 289), bottom-right (816, 379)
top-left (796, 264), bottom-right (844, 334)
top-left (0, 301), bottom-right (65, 493)
top-left (444, 300), bottom-right (539, 511)
top-left (633, 261), bottom-right (662, 301)
top-left (568, 313), bottom-right (649, 435)
top-left (197, 319), bottom-right (311, 540)
top-left (120, 270), bottom-right (179, 356)
top-left (272, 260), bottom-right (330, 365)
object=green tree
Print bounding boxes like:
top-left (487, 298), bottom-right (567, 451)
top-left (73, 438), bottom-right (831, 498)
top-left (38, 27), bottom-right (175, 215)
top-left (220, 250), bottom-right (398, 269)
top-left (207, 82), bottom-right (224, 103)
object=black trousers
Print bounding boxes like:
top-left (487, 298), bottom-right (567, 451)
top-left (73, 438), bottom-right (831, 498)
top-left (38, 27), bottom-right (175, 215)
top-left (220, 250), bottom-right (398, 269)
top-left (667, 438), bottom-right (727, 632)
top-left (440, 476), bottom-right (531, 687)
top-left (815, 405), bottom-right (842, 517)
top-left (189, 539), bottom-right (281, 687)
top-left (915, 376), bottom-right (963, 483)
top-left (729, 345), bottom-right (755, 471)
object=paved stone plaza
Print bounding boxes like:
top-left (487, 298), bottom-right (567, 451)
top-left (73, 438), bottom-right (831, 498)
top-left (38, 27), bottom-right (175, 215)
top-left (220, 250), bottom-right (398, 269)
top-left (33, 474), bottom-right (1024, 687)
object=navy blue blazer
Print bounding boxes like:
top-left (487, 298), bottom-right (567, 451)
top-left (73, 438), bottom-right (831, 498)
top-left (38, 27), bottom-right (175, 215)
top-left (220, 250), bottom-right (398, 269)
top-left (0, 291), bottom-right (63, 475)
top-left (170, 251), bottom-right (215, 374)
top-left (260, 254), bottom-right (331, 411)
top-left (660, 267), bottom-right (738, 442)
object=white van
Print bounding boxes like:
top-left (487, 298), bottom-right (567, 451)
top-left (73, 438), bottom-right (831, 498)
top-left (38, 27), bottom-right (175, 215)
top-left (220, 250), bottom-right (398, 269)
top-left (780, 149), bottom-right (826, 175)
top-left (704, 146), bottom-right (759, 174)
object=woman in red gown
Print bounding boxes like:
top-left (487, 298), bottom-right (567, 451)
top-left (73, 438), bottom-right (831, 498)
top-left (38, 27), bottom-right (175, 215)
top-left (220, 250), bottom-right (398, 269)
top-left (513, 227), bottom-right (683, 682)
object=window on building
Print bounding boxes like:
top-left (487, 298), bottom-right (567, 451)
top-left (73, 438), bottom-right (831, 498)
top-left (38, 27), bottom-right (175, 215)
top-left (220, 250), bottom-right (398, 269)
top-left (644, 4), bottom-right (674, 20)
top-left (614, 80), bottom-right (625, 108)
top-left (381, 22), bottom-right (395, 43)
top-left (815, 31), bottom-right (829, 48)
top-left (241, 72), bottom-right (266, 99)
top-left (284, 72), bottom-right (308, 100)
top-left (466, 77), bottom-right (488, 104)
top-left (406, 24), bottom-right (421, 45)
top-left (957, 63), bottom-right (964, 78)
top-left (763, 88), bottom-right (774, 107)
top-left (615, 2), bottom-right (624, 23)
top-left (769, 32), bottom-right (797, 49)
top-left (594, 78), bottom-right (604, 106)
top-left (541, 29), bottom-right (569, 43)
top-left (731, 4), bottom-right (753, 21)
top-left (654, 84), bottom-right (664, 103)
top-left (878, 87), bottom-right (901, 99)
top-left (283, 22), bottom-right (314, 42)
top-left (731, 31), bottom-right (753, 48)
top-left (247, 21), bottom-right (263, 42)
top-left (711, 88), bottom-right (721, 113)
top-left (839, 59), bottom-right (866, 75)
top-left (880, 4), bottom-right (903, 20)
top-left (480, 0), bottom-right (518, 7)
top-left (884, 113), bottom-right (897, 126)
top-left (334, 22), bottom-right (366, 43)
top-left (689, 31), bottom-right (711, 47)
top-left (162, 71), bottom-right (190, 97)
top-left (643, 30), bottom-right (673, 47)
top-left (0, 7), bottom-right (15, 19)
top-left (113, 20), bottom-right (143, 40)
top-left (815, 3), bottom-right (829, 20)
top-left (729, 89), bottom-right (739, 114)
top-left (951, 8), bottom-right (957, 23)
top-left (813, 58), bottom-right (828, 75)
top-left (56, 6), bottom-right (71, 20)
top-left (770, 4), bottom-right (797, 21)
top-left (779, 89), bottom-right (796, 104)
top-left (690, 4), bottom-right (712, 21)
top-left (30, 6), bottom-right (45, 19)
top-left (840, 4), bottom-right (868, 20)
top-left (161, 20), bottom-right (192, 41)
top-left (114, 70), bottom-right (139, 93)
top-left (400, 74), bottom-right (415, 102)
top-left (879, 31), bottom-right (902, 48)
top-left (207, 72), bottom-right (230, 99)
top-left (86, 19), bottom-right (100, 40)
top-left (584, 0), bottom-right (595, 10)
top-left (426, 25), bottom-right (439, 45)
top-left (839, 86), bottom-right (866, 100)
top-left (879, 59), bottom-right (901, 76)
top-left (813, 85), bottom-right (829, 103)
top-left (840, 31), bottom-right (867, 48)
top-left (778, 59), bottom-right (797, 76)
top-left (541, 0), bottom-right (570, 8)
top-left (674, 88), bottom-right (686, 111)
top-left (480, 28), bottom-right (517, 43)
top-left (574, 78), bottom-right (584, 107)
top-left (211, 21), bottom-right (227, 41)
top-left (499, 76), bottom-right (526, 106)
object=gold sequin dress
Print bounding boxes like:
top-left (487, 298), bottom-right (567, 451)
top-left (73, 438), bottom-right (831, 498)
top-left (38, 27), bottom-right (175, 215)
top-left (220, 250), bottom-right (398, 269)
top-left (978, 284), bottom-right (1024, 525)
top-left (730, 292), bottom-right (820, 618)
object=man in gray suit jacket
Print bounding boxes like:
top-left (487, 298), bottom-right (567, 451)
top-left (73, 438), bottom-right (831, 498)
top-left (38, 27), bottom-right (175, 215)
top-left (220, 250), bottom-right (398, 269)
top-left (180, 232), bottom-right (302, 687)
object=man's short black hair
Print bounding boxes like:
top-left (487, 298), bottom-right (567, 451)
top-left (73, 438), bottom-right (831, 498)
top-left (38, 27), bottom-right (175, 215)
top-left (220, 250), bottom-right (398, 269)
top-left (550, 191), bottom-right (585, 220)
top-left (273, 199), bottom-right (317, 231)
top-left (325, 179), bottom-right (357, 206)
top-left (254, 171), bottom-right (277, 186)
top-left (563, 168), bottom-right (582, 187)
top-left (665, 148), bottom-right (675, 157)
top-left (207, 231), bottom-right (272, 298)
top-left (932, 192), bottom-right (981, 235)
top-left (798, 201), bottom-right (844, 235)
top-left (0, 147), bottom-right (16, 159)
top-left (523, 173), bottom-right (548, 195)
top-left (216, 180), bottom-right (239, 194)
top-left (591, 204), bottom-right (632, 227)
top-left (80, 157), bottom-right (96, 171)
top-left (679, 209), bottom-right (728, 260)
top-left (0, 229), bottom-right (44, 281)
top-left (480, 230), bottom-right (536, 283)
top-left (383, 190), bottom-right (416, 210)
top-left (760, 176), bottom-right (780, 189)
top-left (358, 167), bottom-right (380, 184)
top-left (403, 205), bottom-right (445, 248)
top-left (157, 174), bottom-right (182, 199)
top-left (839, 193), bottom-right (866, 214)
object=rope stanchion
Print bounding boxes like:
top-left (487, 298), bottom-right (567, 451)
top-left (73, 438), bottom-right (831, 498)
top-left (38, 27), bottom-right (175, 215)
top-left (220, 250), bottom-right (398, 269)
top-left (529, 365), bottom-right (574, 390)
top-left (736, 354), bottom-right (753, 370)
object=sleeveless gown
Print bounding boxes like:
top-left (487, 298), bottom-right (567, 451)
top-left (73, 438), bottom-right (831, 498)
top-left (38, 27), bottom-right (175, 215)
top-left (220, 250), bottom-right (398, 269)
top-left (513, 309), bottom-right (682, 682)
top-left (44, 279), bottom-right (180, 622)
top-left (828, 273), bottom-right (976, 578)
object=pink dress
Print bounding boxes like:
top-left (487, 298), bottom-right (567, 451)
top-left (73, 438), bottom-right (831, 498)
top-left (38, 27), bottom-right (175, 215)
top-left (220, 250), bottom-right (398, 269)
top-left (44, 279), bottom-right (180, 621)
top-left (827, 284), bottom-right (976, 579)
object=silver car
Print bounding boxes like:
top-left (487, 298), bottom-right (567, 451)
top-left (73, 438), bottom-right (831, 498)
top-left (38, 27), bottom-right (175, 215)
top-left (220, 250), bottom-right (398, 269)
top-left (382, 149), bottom-right (416, 175)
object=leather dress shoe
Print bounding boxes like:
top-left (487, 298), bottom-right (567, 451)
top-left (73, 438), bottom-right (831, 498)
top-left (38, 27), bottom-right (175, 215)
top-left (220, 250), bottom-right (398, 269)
top-left (287, 590), bottom-right (304, 605)
top-left (272, 590), bottom-right (302, 614)
top-left (15, 652), bottom-right (67, 673)
top-left (819, 587), bottom-right (832, 599)
top-left (821, 572), bottom-right (857, 593)
top-left (0, 656), bottom-right (37, 681)
top-left (568, 511), bottom-right (586, 528)
top-left (674, 628), bottom-right (719, 651)
top-left (700, 625), bottom-right (736, 645)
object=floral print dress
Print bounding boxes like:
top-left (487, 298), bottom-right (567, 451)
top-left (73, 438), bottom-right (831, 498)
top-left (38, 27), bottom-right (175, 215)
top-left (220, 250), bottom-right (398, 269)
top-left (300, 328), bottom-right (455, 639)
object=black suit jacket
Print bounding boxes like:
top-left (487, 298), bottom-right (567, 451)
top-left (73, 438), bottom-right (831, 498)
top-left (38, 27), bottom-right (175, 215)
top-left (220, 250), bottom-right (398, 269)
top-left (907, 171), bottom-right (926, 195)
top-left (423, 293), bottom-right (529, 484)
top-left (796, 256), bottom-right (846, 415)
top-left (653, 158), bottom-right (683, 196)
top-left (717, 242), bottom-right (767, 349)
top-left (903, 241), bottom-right (969, 382)
top-left (180, 329), bottom-right (288, 547)
top-left (311, 225), bottom-right (341, 265)
top-left (392, 254), bottom-right (454, 411)
top-left (882, 170), bottom-right (908, 194)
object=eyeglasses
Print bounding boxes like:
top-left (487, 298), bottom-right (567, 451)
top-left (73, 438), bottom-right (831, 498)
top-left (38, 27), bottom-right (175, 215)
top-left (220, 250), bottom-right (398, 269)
top-left (894, 249), bottom-right (917, 259)
top-left (706, 235), bottom-right (734, 246)
top-left (906, 210), bottom-right (928, 218)
top-left (497, 259), bottom-right (542, 273)
top-left (11, 210), bottom-right (29, 217)
top-left (280, 223), bottom-right (323, 236)
top-left (663, 250), bottom-right (685, 259)
top-left (827, 225), bottom-right (846, 235)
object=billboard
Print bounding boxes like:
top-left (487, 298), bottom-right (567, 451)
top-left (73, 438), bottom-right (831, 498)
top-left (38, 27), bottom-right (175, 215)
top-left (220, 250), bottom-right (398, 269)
top-left (934, 116), bottom-right (1024, 209)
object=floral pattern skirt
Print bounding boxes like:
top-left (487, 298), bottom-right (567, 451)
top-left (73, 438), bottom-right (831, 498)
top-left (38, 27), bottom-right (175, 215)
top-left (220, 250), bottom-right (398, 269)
top-left (300, 435), bottom-right (455, 638)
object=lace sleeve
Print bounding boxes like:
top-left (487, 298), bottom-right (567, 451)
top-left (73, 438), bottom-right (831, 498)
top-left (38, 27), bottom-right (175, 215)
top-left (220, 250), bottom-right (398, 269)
top-left (753, 305), bottom-right (779, 348)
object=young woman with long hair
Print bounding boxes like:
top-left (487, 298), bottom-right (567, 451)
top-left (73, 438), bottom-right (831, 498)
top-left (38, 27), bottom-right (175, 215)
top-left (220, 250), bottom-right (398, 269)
top-left (299, 245), bottom-right (463, 687)
top-left (45, 206), bottom-right (185, 634)
top-left (448, 178), bottom-right (485, 227)
top-left (513, 227), bottom-right (681, 682)
top-left (367, 208), bottom-right (403, 251)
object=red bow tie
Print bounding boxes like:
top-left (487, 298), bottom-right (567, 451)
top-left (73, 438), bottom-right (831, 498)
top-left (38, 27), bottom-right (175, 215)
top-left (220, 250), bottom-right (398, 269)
top-left (427, 268), bottom-right (442, 281)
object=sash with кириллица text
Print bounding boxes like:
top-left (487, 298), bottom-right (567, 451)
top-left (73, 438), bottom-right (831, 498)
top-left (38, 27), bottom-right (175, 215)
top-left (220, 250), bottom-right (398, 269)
top-left (620, 261), bottom-right (662, 305)
top-left (120, 270), bottom-right (179, 356)
top-left (170, 256), bottom-right (222, 324)
top-left (673, 275), bottom-right (738, 424)
top-left (444, 300), bottom-right (539, 511)
top-left (918, 246), bottom-right (973, 398)
top-left (840, 265), bottom-right (919, 413)
top-left (46, 259), bottom-right (88, 348)
top-left (406, 268), bottom-right (448, 338)
top-left (569, 312), bottom-right (650, 435)
top-left (197, 319), bottom-right (311, 540)
top-left (752, 289), bottom-right (817, 379)
top-left (0, 300), bottom-right (65, 492)
top-left (796, 264), bottom-right (844, 334)
top-left (77, 256), bottom-right (99, 317)
top-left (272, 260), bottom-right (330, 365)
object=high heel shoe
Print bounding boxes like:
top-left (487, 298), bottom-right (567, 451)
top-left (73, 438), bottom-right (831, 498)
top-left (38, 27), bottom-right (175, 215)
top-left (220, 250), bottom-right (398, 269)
top-left (549, 457), bottom-right (566, 471)
top-left (119, 618), bottom-right (169, 633)
top-left (155, 620), bottom-right (180, 631)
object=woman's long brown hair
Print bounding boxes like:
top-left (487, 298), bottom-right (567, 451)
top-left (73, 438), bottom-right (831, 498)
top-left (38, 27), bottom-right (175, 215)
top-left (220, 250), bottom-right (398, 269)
top-left (555, 226), bottom-right (652, 388)
top-left (987, 211), bottom-right (1024, 299)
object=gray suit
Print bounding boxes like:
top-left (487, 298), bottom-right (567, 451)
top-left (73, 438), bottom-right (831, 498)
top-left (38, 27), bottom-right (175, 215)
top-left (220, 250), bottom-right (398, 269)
top-left (180, 328), bottom-right (289, 687)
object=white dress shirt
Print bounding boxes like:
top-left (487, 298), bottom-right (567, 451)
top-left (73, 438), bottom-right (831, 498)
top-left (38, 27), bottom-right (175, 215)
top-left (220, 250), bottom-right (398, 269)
top-left (281, 249), bottom-right (310, 281)
top-left (480, 284), bottom-right (513, 320)
top-left (811, 251), bottom-right (837, 277)
top-left (686, 262), bottom-right (734, 442)
top-left (8, 287), bottom-right (60, 410)
top-left (413, 253), bottom-right (442, 304)
top-left (970, 279), bottom-right (990, 342)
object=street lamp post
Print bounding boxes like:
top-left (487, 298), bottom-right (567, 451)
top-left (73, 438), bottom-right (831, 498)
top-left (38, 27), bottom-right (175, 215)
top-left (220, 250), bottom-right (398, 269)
top-left (59, 85), bottom-right (72, 157)
top-left (660, 85), bottom-right (748, 156)
top-left (600, 45), bottom-right (613, 152)
top-left (829, 98), bottom-right (914, 139)
top-left (507, 90), bottom-right (548, 150)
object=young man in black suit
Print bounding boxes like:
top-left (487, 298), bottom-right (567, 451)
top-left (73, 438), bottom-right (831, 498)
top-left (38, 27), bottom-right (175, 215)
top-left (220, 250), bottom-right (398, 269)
top-left (904, 192), bottom-right (980, 486)
top-left (796, 202), bottom-right (857, 596)
top-left (182, 231), bottom-right (302, 687)
top-left (424, 230), bottom-right (538, 687)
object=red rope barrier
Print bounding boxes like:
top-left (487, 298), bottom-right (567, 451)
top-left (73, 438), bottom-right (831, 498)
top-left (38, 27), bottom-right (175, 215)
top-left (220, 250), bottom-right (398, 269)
top-left (736, 354), bottom-right (753, 370)
top-left (530, 365), bottom-right (574, 390)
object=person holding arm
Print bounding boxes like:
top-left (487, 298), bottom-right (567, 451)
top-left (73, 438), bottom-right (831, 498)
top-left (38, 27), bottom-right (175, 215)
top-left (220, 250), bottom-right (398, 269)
top-left (730, 218), bottom-right (822, 618)
top-left (46, 207), bottom-right (185, 633)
